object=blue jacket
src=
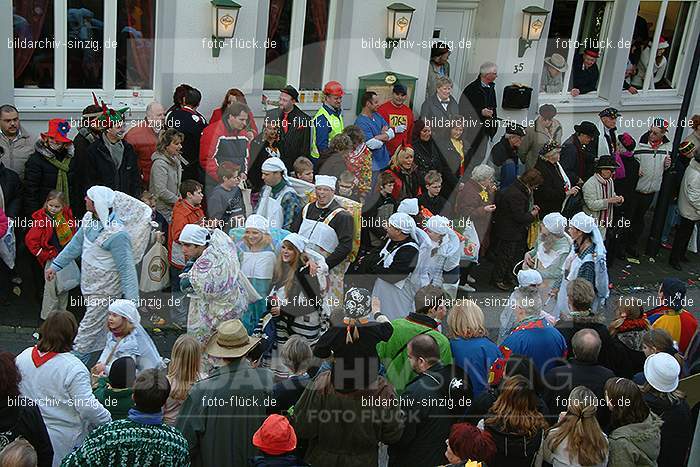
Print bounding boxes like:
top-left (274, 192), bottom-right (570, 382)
top-left (450, 336), bottom-right (503, 396)
top-left (355, 112), bottom-right (391, 171)
top-left (52, 213), bottom-right (139, 302)
top-left (502, 317), bottom-right (567, 374)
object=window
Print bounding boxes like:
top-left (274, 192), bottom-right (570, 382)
top-left (541, 0), bottom-right (614, 96)
top-left (12, 0), bottom-right (156, 107)
top-left (628, 0), bottom-right (697, 91)
top-left (264, 0), bottom-right (333, 90)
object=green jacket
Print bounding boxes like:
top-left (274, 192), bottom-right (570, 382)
top-left (293, 371), bottom-right (404, 467)
top-left (526, 235), bottom-right (571, 281)
top-left (93, 377), bottom-right (134, 420)
top-left (175, 359), bottom-right (275, 467)
top-left (376, 313), bottom-right (453, 393)
top-left (608, 412), bottom-right (663, 467)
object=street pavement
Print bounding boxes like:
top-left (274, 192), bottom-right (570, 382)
top-left (1, 245), bottom-right (699, 359)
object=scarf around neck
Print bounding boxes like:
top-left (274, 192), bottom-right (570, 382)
top-left (49, 210), bottom-right (73, 246)
top-left (43, 146), bottom-right (72, 205)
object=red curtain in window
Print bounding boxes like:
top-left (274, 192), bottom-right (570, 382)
top-left (125, 0), bottom-right (155, 87)
top-left (13, 0), bottom-right (50, 79)
top-left (268, 0), bottom-right (286, 39)
top-left (307, 0), bottom-right (328, 56)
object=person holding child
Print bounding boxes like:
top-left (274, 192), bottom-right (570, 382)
top-left (25, 190), bottom-right (77, 320)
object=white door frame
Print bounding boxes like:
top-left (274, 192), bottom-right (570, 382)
top-left (435, 1), bottom-right (479, 92)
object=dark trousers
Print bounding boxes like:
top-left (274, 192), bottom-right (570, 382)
top-left (491, 239), bottom-right (526, 285)
top-left (670, 216), bottom-right (696, 262)
top-left (624, 191), bottom-right (655, 252)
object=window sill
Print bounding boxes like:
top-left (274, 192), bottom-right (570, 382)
top-left (619, 93), bottom-right (684, 111)
top-left (537, 93), bottom-right (610, 113)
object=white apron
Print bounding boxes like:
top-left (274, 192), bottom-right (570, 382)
top-left (256, 184), bottom-right (297, 229)
top-left (554, 248), bottom-right (584, 319)
top-left (240, 250), bottom-right (276, 280)
top-left (299, 205), bottom-right (348, 327)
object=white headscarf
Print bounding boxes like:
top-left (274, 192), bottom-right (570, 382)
top-left (542, 212), bottom-right (567, 236)
top-left (425, 215), bottom-right (451, 236)
top-left (388, 212), bottom-right (416, 236)
top-left (570, 212), bottom-right (606, 258)
top-left (107, 298), bottom-right (165, 370)
top-left (283, 232), bottom-right (307, 253)
top-left (517, 269), bottom-right (543, 287)
top-left (397, 198), bottom-right (419, 216)
top-left (86, 186), bottom-right (116, 225)
top-left (261, 157), bottom-right (287, 175)
top-left (244, 214), bottom-right (270, 234)
top-left (108, 299), bottom-right (141, 324)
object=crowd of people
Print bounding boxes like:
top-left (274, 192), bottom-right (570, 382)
top-left (0, 47), bottom-right (699, 466)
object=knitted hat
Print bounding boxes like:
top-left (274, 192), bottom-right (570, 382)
top-left (661, 277), bottom-right (686, 311)
top-left (618, 133), bottom-right (636, 152)
top-left (539, 140), bottom-right (561, 156)
top-left (644, 353), bottom-right (680, 392)
top-left (598, 107), bottom-right (620, 119)
top-left (108, 356), bottom-right (136, 389)
top-left (253, 415), bottom-right (297, 455)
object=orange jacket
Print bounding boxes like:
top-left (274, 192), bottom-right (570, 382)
top-left (168, 198), bottom-right (204, 268)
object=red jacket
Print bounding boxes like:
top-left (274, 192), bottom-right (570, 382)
top-left (24, 207), bottom-right (77, 267)
top-left (199, 120), bottom-right (251, 182)
top-left (168, 199), bottom-right (205, 268)
top-left (0, 208), bottom-right (7, 239)
top-left (124, 124), bottom-right (158, 187)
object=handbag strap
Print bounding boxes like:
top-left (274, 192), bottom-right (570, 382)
top-left (103, 337), bottom-right (124, 367)
top-left (390, 327), bottom-right (432, 364)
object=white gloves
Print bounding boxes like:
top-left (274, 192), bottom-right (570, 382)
top-left (366, 138), bottom-right (384, 150)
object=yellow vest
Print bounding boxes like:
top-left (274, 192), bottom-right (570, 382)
top-left (310, 105), bottom-right (344, 159)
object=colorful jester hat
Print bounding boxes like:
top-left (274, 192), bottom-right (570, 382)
top-left (92, 92), bottom-right (129, 128)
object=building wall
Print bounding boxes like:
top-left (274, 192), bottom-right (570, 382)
top-left (4, 0), bottom-right (699, 144)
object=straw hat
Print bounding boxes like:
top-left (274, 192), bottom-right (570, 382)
top-left (544, 53), bottom-right (567, 73)
top-left (205, 319), bottom-right (261, 358)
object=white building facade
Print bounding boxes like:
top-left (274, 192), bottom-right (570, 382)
top-left (2, 0), bottom-right (699, 142)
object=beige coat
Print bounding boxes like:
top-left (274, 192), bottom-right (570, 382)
top-left (0, 125), bottom-right (34, 179)
top-left (149, 151), bottom-right (185, 223)
top-left (519, 117), bottom-right (563, 170)
top-left (583, 173), bottom-right (617, 237)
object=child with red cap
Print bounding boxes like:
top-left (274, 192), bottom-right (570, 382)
top-left (251, 414), bottom-right (308, 466)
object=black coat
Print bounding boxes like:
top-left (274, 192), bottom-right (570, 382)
top-left (0, 398), bottom-right (54, 467)
top-left (360, 192), bottom-right (396, 252)
top-left (560, 134), bottom-right (596, 185)
top-left (166, 107), bottom-right (207, 181)
top-left (534, 157), bottom-right (567, 216)
top-left (493, 180), bottom-right (535, 242)
top-left (388, 363), bottom-right (469, 467)
top-left (607, 328), bottom-right (647, 379)
top-left (459, 77), bottom-right (498, 139)
top-left (84, 136), bottom-right (141, 198)
top-left (0, 163), bottom-right (23, 219)
top-left (555, 319), bottom-right (614, 369)
top-left (465, 386), bottom-right (551, 426)
top-left (437, 135), bottom-right (470, 199)
top-left (544, 359), bottom-right (614, 427)
top-left (490, 136), bottom-right (518, 167)
top-left (615, 153), bottom-right (641, 201)
top-left (24, 142), bottom-right (78, 216)
top-left (248, 138), bottom-right (275, 194)
top-left (265, 106), bottom-right (311, 172)
top-left (485, 423), bottom-right (543, 467)
top-left (572, 53), bottom-right (600, 95)
top-left (644, 393), bottom-right (692, 467)
top-left (71, 129), bottom-right (100, 218)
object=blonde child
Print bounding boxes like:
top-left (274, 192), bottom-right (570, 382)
top-left (163, 334), bottom-right (205, 425)
top-left (25, 190), bottom-right (77, 319)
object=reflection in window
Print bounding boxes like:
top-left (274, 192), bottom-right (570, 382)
top-left (630, 1), bottom-right (695, 91)
top-left (265, 0), bottom-right (293, 90)
top-left (541, 0), bottom-right (613, 95)
top-left (116, 0), bottom-right (156, 89)
top-left (13, 0), bottom-right (54, 89)
top-left (299, 0), bottom-right (330, 90)
top-left (66, 0), bottom-right (104, 88)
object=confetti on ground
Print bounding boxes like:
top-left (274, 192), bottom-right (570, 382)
top-left (628, 258), bottom-right (641, 264)
top-left (649, 258), bottom-right (655, 263)
top-left (152, 328), bottom-right (162, 333)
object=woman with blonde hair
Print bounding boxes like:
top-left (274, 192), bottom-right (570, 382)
top-left (163, 334), bottom-right (204, 425)
top-left (266, 233), bottom-right (328, 379)
top-left (482, 374), bottom-right (549, 466)
top-left (448, 300), bottom-right (502, 396)
top-left (386, 145), bottom-right (422, 200)
top-left (535, 386), bottom-right (609, 467)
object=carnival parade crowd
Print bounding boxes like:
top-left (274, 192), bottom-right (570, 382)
top-left (1, 42), bottom-right (700, 467)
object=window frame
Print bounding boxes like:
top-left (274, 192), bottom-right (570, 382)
top-left (13, 0), bottom-right (158, 111)
top-left (541, 0), bottom-right (616, 101)
top-left (635, 0), bottom-right (698, 94)
top-left (264, 0), bottom-right (336, 91)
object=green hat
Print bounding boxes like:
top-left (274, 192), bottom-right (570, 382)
top-left (92, 92), bottom-right (129, 127)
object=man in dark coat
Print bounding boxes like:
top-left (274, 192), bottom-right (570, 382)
top-left (491, 169), bottom-right (542, 290)
top-left (166, 87), bottom-right (207, 182)
top-left (489, 124), bottom-right (525, 189)
top-left (265, 85), bottom-right (311, 173)
top-left (71, 104), bottom-right (103, 218)
top-left (459, 62), bottom-right (499, 164)
top-left (571, 49), bottom-right (600, 95)
top-left (388, 334), bottom-right (469, 467)
top-left (0, 158), bottom-right (22, 304)
top-left (560, 121), bottom-right (599, 186)
top-left (84, 111), bottom-right (141, 198)
top-left (544, 328), bottom-right (614, 427)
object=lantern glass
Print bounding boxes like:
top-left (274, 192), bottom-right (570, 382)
top-left (213, 6), bottom-right (238, 38)
top-left (528, 14), bottom-right (546, 40)
top-left (386, 3), bottom-right (414, 40)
